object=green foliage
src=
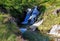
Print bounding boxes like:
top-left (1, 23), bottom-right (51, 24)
top-left (0, 0), bottom-right (46, 17)
top-left (38, 6), bottom-right (60, 32)
top-left (0, 14), bottom-right (20, 41)
top-left (0, 0), bottom-right (60, 41)
top-left (0, 0), bottom-right (59, 20)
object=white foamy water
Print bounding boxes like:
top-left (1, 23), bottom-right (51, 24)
top-left (30, 19), bottom-right (44, 31)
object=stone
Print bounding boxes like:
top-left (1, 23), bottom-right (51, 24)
top-left (49, 25), bottom-right (60, 35)
top-left (52, 9), bottom-right (60, 16)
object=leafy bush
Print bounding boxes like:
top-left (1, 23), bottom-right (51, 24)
top-left (0, 14), bottom-right (20, 41)
top-left (0, 0), bottom-right (59, 23)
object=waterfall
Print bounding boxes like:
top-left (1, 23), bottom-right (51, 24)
top-left (30, 19), bottom-right (44, 31)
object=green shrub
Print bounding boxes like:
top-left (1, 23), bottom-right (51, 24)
top-left (0, 14), bottom-right (20, 41)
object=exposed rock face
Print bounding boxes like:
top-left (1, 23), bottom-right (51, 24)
top-left (53, 9), bottom-right (60, 16)
top-left (49, 25), bottom-right (60, 35)
top-left (48, 25), bottom-right (60, 41)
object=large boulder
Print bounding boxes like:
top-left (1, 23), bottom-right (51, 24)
top-left (49, 25), bottom-right (60, 35)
